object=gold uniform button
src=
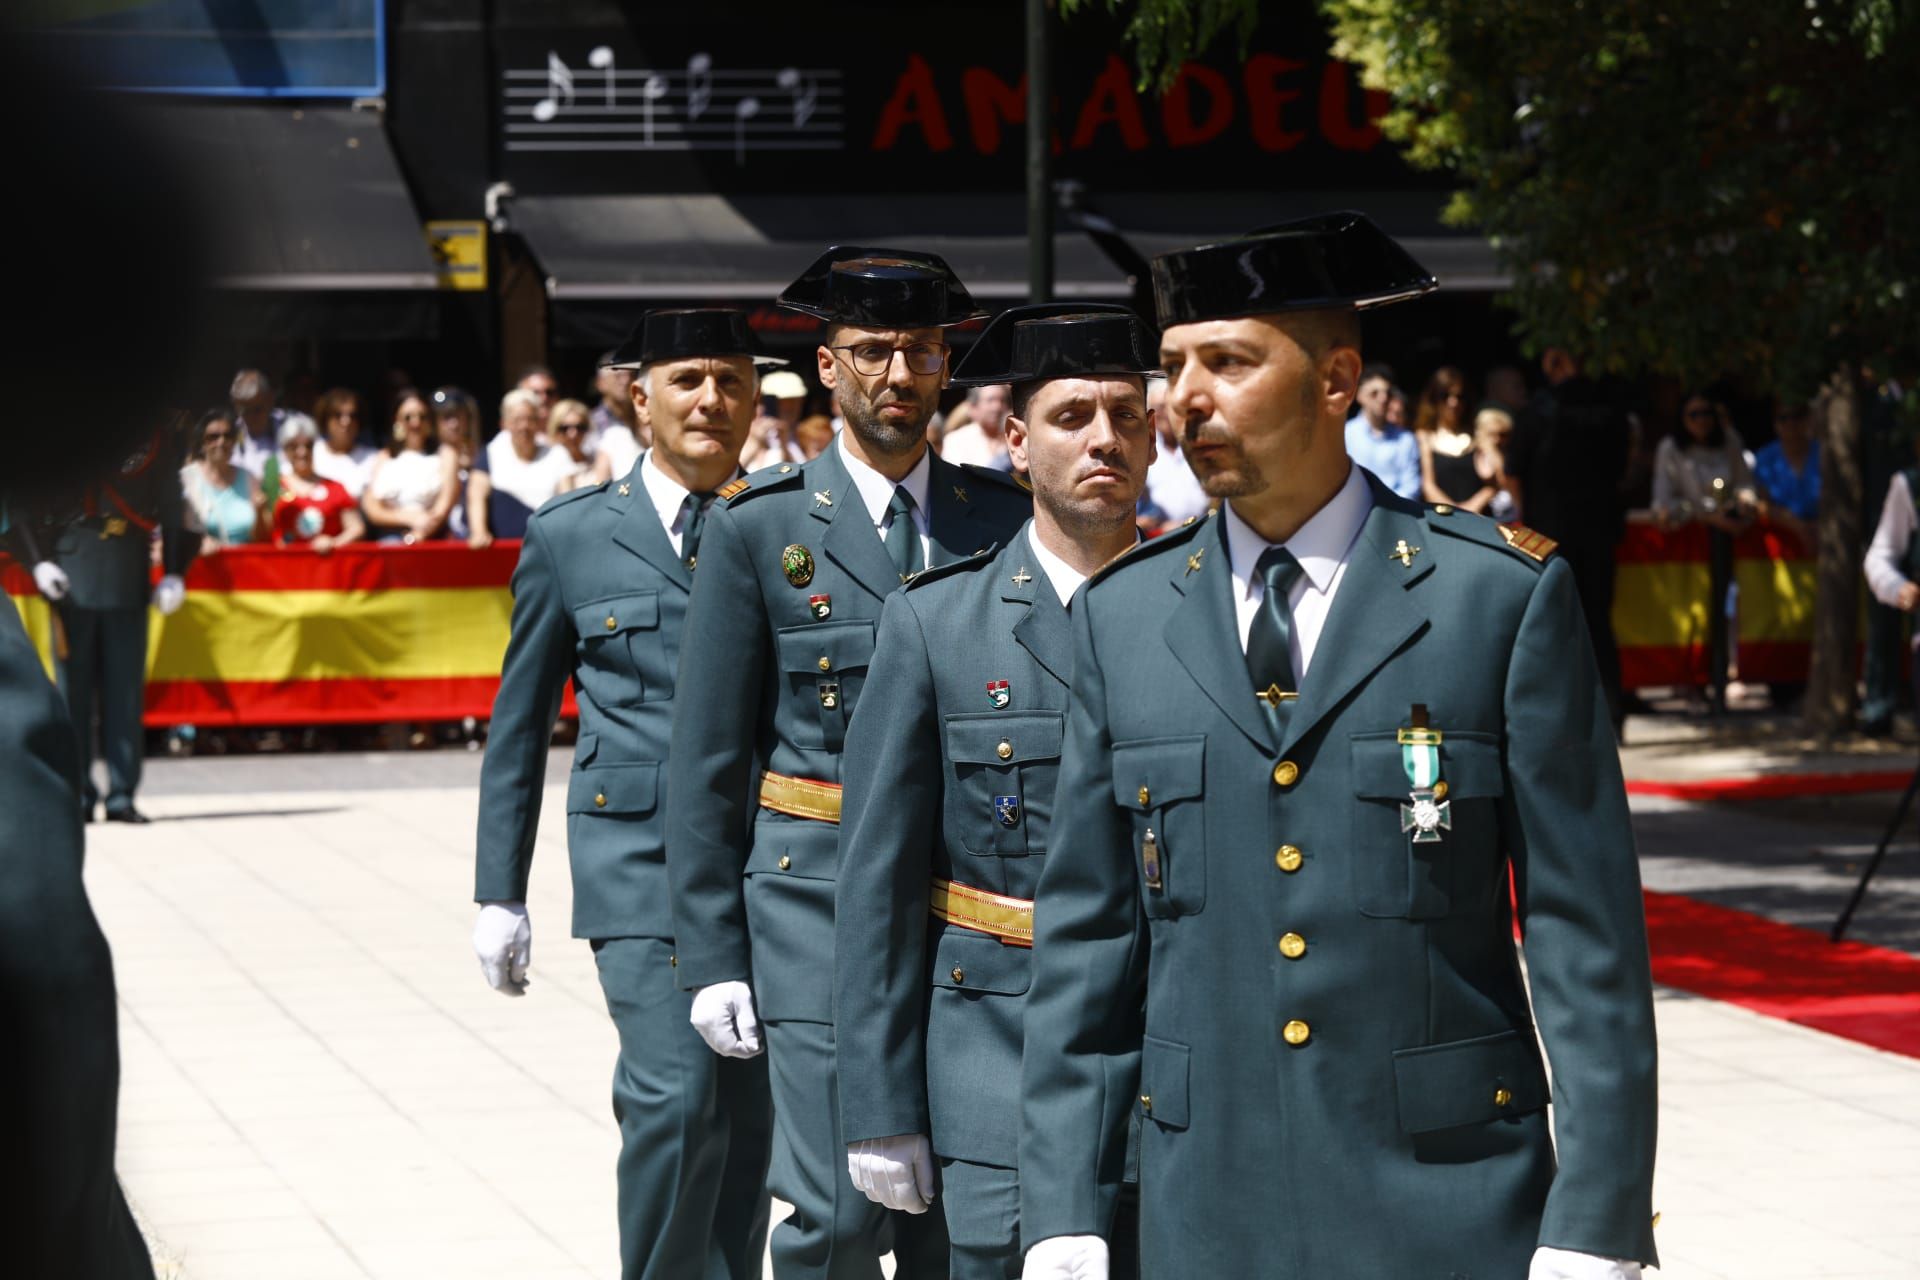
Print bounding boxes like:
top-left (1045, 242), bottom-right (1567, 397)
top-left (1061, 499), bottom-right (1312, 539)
top-left (1433, 779), bottom-right (1449, 801)
top-left (594, 793), bottom-right (607, 808)
top-left (1272, 760), bottom-right (1299, 787)
top-left (817, 656), bottom-right (832, 672)
top-left (669, 954), bottom-right (677, 967)
top-left (605, 616), bottom-right (618, 631)
top-left (1139, 1094), bottom-right (1153, 1111)
top-left (996, 740), bottom-right (1014, 761)
top-left (950, 966), bottom-right (966, 984)
top-left (1494, 1086), bottom-right (1513, 1107)
top-left (778, 855), bottom-right (792, 870)
top-left (1278, 932), bottom-right (1307, 959)
top-left (1275, 845), bottom-right (1303, 872)
top-left (1137, 785), bottom-right (1151, 807)
top-left (1434, 503), bottom-right (1454, 515)
top-left (1282, 1019), bottom-right (1311, 1046)
top-left (1651, 1212), bottom-right (1662, 1229)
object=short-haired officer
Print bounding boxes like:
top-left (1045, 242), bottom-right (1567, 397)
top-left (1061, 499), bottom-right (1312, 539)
top-left (834, 305), bottom-right (1160, 1278)
top-left (473, 309), bottom-right (778, 1280)
top-left (1017, 213), bottom-right (1659, 1280)
top-left (666, 248), bottom-right (1031, 1278)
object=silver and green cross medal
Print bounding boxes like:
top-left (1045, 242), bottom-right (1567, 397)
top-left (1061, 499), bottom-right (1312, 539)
top-left (1397, 719), bottom-right (1450, 844)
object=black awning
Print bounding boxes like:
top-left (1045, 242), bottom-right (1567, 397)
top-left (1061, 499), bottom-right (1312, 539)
top-left (154, 102), bottom-right (440, 292)
top-left (512, 191), bottom-right (1507, 307)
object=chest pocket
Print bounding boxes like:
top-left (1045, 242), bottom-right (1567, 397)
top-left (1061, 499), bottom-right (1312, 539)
top-left (574, 591), bottom-right (661, 708)
top-left (1350, 730), bottom-right (1503, 919)
top-left (946, 711), bottom-right (1064, 857)
top-left (1112, 736), bottom-right (1207, 917)
top-left (775, 620), bottom-right (875, 752)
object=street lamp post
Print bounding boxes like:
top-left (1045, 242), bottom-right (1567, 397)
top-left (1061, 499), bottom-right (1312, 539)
top-left (1026, 0), bottom-right (1053, 303)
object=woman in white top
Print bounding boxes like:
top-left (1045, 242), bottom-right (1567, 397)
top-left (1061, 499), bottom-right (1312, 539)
top-left (311, 387), bottom-right (379, 499)
top-left (549, 397), bottom-right (614, 496)
top-left (1651, 393), bottom-right (1757, 531)
top-left (466, 387), bottom-right (576, 548)
top-left (362, 389), bottom-right (460, 543)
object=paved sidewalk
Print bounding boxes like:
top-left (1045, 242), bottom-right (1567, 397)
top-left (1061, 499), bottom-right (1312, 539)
top-left (85, 752), bottom-right (1920, 1279)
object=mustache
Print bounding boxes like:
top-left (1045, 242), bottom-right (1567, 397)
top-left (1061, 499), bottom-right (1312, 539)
top-left (1179, 415), bottom-right (1235, 449)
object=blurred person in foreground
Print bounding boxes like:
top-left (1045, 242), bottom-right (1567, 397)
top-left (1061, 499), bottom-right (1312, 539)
top-left (666, 248), bottom-right (1030, 1279)
top-left (941, 382), bottom-right (1015, 470)
top-left (363, 389), bottom-right (460, 543)
top-left (181, 409), bottom-right (267, 551)
top-left (1140, 375), bottom-right (1210, 529)
top-left (834, 304), bottom-right (1158, 1277)
top-left (467, 388), bottom-right (576, 548)
top-left (312, 387), bottom-right (378, 498)
top-left (1015, 213), bottom-right (1657, 1280)
top-left (1505, 347), bottom-right (1633, 731)
top-left (1343, 363), bottom-right (1421, 501)
top-left (273, 415), bottom-right (366, 553)
top-left (3, 37), bottom-right (209, 1274)
top-left (474, 309), bottom-right (778, 1279)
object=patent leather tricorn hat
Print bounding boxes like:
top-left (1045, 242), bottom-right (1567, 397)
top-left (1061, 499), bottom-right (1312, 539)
top-left (950, 303), bottom-right (1160, 388)
top-left (777, 245), bottom-right (986, 328)
top-left (1150, 211), bottom-right (1438, 328)
top-left (602, 308), bottom-right (786, 370)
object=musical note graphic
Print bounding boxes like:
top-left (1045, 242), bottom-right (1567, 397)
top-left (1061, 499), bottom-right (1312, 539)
top-left (640, 73), bottom-right (669, 146)
top-left (588, 46), bottom-right (616, 109)
top-left (734, 95), bottom-right (760, 165)
top-left (530, 51), bottom-right (574, 122)
top-left (686, 53), bottom-right (712, 122)
top-left (777, 67), bottom-right (819, 130)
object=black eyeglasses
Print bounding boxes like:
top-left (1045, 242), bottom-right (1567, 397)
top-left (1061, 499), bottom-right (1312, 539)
top-left (831, 342), bottom-right (947, 377)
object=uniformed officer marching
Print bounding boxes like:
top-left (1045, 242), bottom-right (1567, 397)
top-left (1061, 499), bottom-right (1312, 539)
top-left (472, 309), bottom-right (777, 1280)
top-left (666, 248), bottom-right (1031, 1279)
top-left (1017, 213), bottom-right (1659, 1280)
top-left (833, 305), bottom-right (1159, 1278)
top-left (33, 422), bottom-right (191, 824)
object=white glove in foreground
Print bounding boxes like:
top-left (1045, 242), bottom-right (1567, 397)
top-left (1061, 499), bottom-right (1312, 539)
top-left (154, 574), bottom-right (186, 616)
top-left (472, 901), bottom-right (531, 995)
top-left (1529, 1247), bottom-right (1642, 1280)
top-left (32, 561), bottom-right (69, 601)
top-left (690, 981), bottom-right (763, 1058)
top-left (846, 1134), bottom-right (935, 1213)
top-left (1022, 1235), bottom-right (1108, 1280)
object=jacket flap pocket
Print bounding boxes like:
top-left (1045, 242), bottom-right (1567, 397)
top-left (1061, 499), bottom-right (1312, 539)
top-left (930, 928), bottom-right (1031, 995)
top-left (575, 733), bottom-right (598, 766)
top-left (567, 763), bottom-right (659, 815)
top-left (1351, 731), bottom-right (1503, 800)
top-left (1140, 1035), bottom-right (1190, 1129)
top-left (575, 591), bottom-right (660, 638)
top-left (1391, 1028), bottom-right (1548, 1134)
top-left (746, 816), bottom-right (839, 878)
top-left (946, 712), bottom-right (1065, 765)
top-left (1111, 736), bottom-right (1206, 810)
top-left (775, 620), bottom-right (877, 674)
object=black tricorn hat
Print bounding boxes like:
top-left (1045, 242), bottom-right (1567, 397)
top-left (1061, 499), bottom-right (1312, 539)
top-left (1150, 211), bottom-right (1438, 328)
top-left (602, 308), bottom-right (786, 371)
top-left (950, 303), bottom-right (1160, 388)
top-left (777, 245), bottom-right (986, 328)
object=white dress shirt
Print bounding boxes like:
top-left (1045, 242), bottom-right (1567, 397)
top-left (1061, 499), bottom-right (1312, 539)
top-left (639, 450), bottom-right (742, 558)
top-left (1222, 462), bottom-right (1373, 679)
top-left (837, 430), bottom-right (932, 568)
top-left (1027, 522), bottom-right (1140, 609)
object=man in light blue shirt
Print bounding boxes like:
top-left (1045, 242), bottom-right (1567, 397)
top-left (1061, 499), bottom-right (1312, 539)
top-left (1344, 363), bottom-right (1421, 500)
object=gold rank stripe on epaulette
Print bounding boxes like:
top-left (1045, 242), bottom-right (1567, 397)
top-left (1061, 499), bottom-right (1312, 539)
top-left (716, 478), bottom-right (751, 501)
top-left (1498, 524), bottom-right (1560, 562)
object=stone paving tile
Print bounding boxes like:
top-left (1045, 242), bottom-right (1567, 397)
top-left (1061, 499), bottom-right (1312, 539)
top-left (85, 765), bottom-right (1920, 1279)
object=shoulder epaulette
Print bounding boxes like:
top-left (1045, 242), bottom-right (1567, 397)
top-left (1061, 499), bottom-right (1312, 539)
top-left (530, 482), bottom-right (606, 519)
top-left (957, 463), bottom-right (1032, 496)
top-left (722, 461), bottom-right (805, 505)
top-left (1425, 505), bottom-right (1557, 568)
top-left (902, 543), bottom-right (999, 592)
top-left (1087, 511), bottom-right (1211, 588)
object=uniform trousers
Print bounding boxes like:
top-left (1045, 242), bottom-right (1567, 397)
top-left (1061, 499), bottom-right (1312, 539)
top-left (763, 1017), bottom-right (950, 1279)
top-left (57, 605), bottom-right (147, 813)
top-left (593, 937), bottom-right (774, 1280)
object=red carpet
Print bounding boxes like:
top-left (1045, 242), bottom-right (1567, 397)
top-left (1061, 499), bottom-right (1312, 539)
top-left (1643, 890), bottom-right (1920, 1058)
top-left (1626, 770), bottom-right (1912, 802)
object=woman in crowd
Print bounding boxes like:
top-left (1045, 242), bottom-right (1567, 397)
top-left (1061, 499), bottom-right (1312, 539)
top-left (1652, 391), bottom-right (1756, 710)
top-left (549, 397), bottom-right (613, 495)
top-left (362, 388), bottom-right (460, 544)
top-left (182, 409), bottom-right (266, 552)
top-left (466, 388), bottom-right (574, 548)
top-left (1472, 405), bottom-right (1517, 520)
top-left (273, 415), bottom-right (366, 554)
top-left (434, 386), bottom-right (482, 542)
top-left (311, 388), bottom-right (378, 498)
top-left (794, 414), bottom-right (835, 459)
top-left (1416, 366), bottom-right (1490, 509)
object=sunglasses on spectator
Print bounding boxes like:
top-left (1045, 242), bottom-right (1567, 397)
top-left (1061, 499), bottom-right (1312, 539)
top-left (552, 419), bottom-right (588, 435)
top-left (831, 342), bottom-right (947, 377)
top-left (202, 429), bottom-right (233, 442)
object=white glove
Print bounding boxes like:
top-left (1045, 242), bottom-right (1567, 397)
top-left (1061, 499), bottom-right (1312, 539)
top-left (472, 901), bottom-right (531, 996)
top-left (846, 1134), bottom-right (935, 1213)
top-left (689, 981), bottom-right (763, 1058)
top-left (1529, 1247), bottom-right (1642, 1280)
top-left (154, 574), bottom-right (186, 616)
top-left (31, 561), bottom-right (69, 601)
top-left (1022, 1235), bottom-right (1108, 1280)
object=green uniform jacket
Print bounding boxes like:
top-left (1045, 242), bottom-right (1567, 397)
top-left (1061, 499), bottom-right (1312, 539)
top-left (834, 523), bottom-right (1075, 1169)
top-left (666, 442), bottom-right (1030, 1021)
top-left (1019, 478), bottom-right (1659, 1275)
top-left (51, 427), bottom-right (190, 610)
top-left (476, 458), bottom-right (697, 939)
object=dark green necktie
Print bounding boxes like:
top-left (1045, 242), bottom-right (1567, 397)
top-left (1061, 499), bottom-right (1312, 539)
top-left (884, 485), bottom-right (922, 581)
top-left (680, 490), bottom-right (716, 570)
top-left (1246, 546), bottom-right (1305, 702)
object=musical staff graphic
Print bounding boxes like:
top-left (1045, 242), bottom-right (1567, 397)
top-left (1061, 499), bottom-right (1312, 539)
top-left (504, 50), bottom-right (844, 164)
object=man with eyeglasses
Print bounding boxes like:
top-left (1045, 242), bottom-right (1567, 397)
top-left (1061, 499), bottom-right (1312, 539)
top-left (473, 309), bottom-right (781, 1280)
top-left (666, 248), bottom-right (1030, 1279)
